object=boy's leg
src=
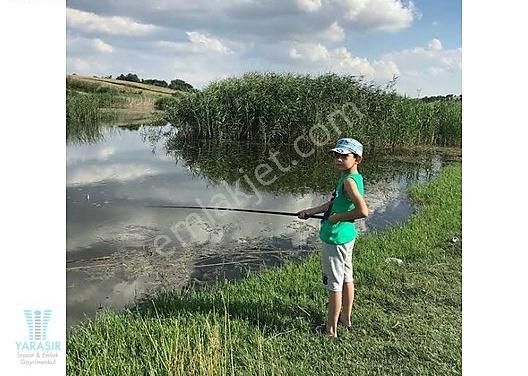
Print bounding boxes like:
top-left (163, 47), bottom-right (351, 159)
top-left (326, 291), bottom-right (342, 336)
top-left (340, 239), bottom-right (356, 326)
top-left (340, 282), bottom-right (354, 326)
top-left (321, 242), bottom-right (347, 337)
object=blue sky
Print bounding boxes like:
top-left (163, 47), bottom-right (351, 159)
top-left (66, 0), bottom-right (461, 96)
top-left (348, 0), bottom-right (461, 56)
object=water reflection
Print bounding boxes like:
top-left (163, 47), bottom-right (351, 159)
top-left (66, 123), bottom-right (461, 327)
top-left (66, 118), bottom-right (105, 145)
top-left (163, 137), bottom-right (445, 194)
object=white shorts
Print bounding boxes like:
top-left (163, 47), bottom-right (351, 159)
top-left (321, 239), bottom-right (355, 292)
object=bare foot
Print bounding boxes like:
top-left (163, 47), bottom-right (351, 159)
top-left (315, 324), bottom-right (337, 338)
top-left (325, 324), bottom-right (338, 338)
top-left (339, 315), bottom-right (352, 328)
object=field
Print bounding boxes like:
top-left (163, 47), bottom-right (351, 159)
top-left (67, 164), bottom-right (462, 375)
top-left (68, 75), bottom-right (179, 95)
top-left (66, 75), bottom-right (179, 126)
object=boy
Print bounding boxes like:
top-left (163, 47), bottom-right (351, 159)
top-left (297, 138), bottom-right (369, 337)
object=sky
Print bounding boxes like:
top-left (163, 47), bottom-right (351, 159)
top-left (66, 0), bottom-right (461, 97)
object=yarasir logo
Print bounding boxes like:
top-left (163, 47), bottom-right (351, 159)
top-left (15, 309), bottom-right (61, 366)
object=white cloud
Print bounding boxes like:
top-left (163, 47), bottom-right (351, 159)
top-left (290, 21), bottom-right (345, 44)
top-left (319, 21), bottom-right (345, 42)
top-left (343, 0), bottom-right (418, 32)
top-left (67, 57), bottom-right (97, 74)
top-left (284, 38), bottom-right (460, 95)
top-left (155, 40), bottom-right (191, 53)
top-left (67, 163), bottom-right (162, 186)
top-left (66, 35), bottom-right (115, 74)
top-left (66, 8), bottom-right (158, 36)
top-left (186, 31), bottom-right (233, 54)
top-left (289, 43), bottom-right (329, 62)
top-left (168, 53), bottom-right (240, 88)
top-left (288, 42), bottom-right (398, 80)
top-left (64, 4), bottom-right (460, 95)
top-left (381, 38), bottom-right (462, 95)
top-left (427, 38), bottom-right (442, 51)
top-left (93, 38), bottom-right (113, 53)
top-left (67, 0), bottom-right (420, 43)
top-left (288, 49), bottom-right (301, 59)
top-left (156, 33), bottom-right (244, 57)
top-left (67, 145), bottom-right (117, 164)
top-left (372, 59), bottom-right (400, 80)
top-left (295, 0), bottom-right (322, 12)
top-left (383, 38), bottom-right (460, 72)
top-left (331, 47), bottom-right (377, 76)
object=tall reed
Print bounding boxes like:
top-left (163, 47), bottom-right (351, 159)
top-left (165, 72), bottom-right (461, 148)
top-left (66, 92), bottom-right (101, 125)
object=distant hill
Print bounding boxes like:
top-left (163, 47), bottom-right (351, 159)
top-left (67, 75), bottom-right (179, 95)
top-left (66, 74), bottom-right (183, 124)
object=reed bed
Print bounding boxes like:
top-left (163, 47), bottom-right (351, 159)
top-left (165, 73), bottom-right (461, 148)
top-left (66, 92), bottom-right (103, 125)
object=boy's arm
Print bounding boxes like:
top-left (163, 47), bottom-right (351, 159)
top-left (328, 179), bottom-right (369, 223)
top-left (308, 201), bottom-right (331, 215)
top-left (297, 201), bottom-right (331, 219)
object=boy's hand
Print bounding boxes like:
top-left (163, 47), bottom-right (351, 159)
top-left (328, 213), bottom-right (341, 224)
top-left (297, 209), bottom-right (311, 220)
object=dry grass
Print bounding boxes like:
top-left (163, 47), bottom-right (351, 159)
top-left (68, 75), bottom-right (179, 95)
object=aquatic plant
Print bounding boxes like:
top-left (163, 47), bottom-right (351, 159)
top-left (165, 72), bottom-right (462, 149)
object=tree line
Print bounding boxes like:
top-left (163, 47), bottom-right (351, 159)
top-left (115, 73), bottom-right (195, 92)
top-left (420, 94), bottom-right (462, 102)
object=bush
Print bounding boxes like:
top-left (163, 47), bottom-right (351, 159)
top-left (116, 73), bottom-right (141, 83)
top-left (142, 79), bottom-right (169, 88)
top-left (169, 79), bottom-right (195, 92)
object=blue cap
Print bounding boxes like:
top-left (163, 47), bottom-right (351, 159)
top-left (329, 138), bottom-right (363, 157)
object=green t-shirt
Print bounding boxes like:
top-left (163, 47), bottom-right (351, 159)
top-left (319, 172), bottom-right (364, 245)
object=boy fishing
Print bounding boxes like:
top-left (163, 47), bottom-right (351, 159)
top-left (297, 138), bottom-right (369, 337)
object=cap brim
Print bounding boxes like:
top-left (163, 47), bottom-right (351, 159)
top-left (329, 147), bottom-right (352, 154)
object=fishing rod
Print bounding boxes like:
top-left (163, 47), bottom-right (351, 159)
top-left (146, 205), bottom-right (325, 219)
top-left (66, 206), bottom-right (327, 269)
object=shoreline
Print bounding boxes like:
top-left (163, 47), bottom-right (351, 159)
top-left (67, 164), bottom-right (462, 375)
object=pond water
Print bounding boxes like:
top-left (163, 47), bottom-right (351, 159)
top-left (66, 122), bottom-right (461, 328)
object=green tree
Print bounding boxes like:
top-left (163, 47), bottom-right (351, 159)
top-left (116, 73), bottom-right (141, 83)
top-left (142, 79), bottom-right (169, 88)
top-left (169, 79), bottom-right (194, 92)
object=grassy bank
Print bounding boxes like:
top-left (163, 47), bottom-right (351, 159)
top-left (166, 72), bottom-right (462, 148)
top-left (76, 75), bottom-right (180, 95)
top-left (66, 75), bottom-right (177, 126)
top-left (67, 164), bottom-right (462, 375)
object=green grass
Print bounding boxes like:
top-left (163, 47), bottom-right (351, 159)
top-left (67, 164), bottom-right (462, 375)
top-left (66, 75), bottom-right (177, 109)
top-left (66, 75), bottom-right (174, 130)
top-left (165, 72), bottom-right (462, 148)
